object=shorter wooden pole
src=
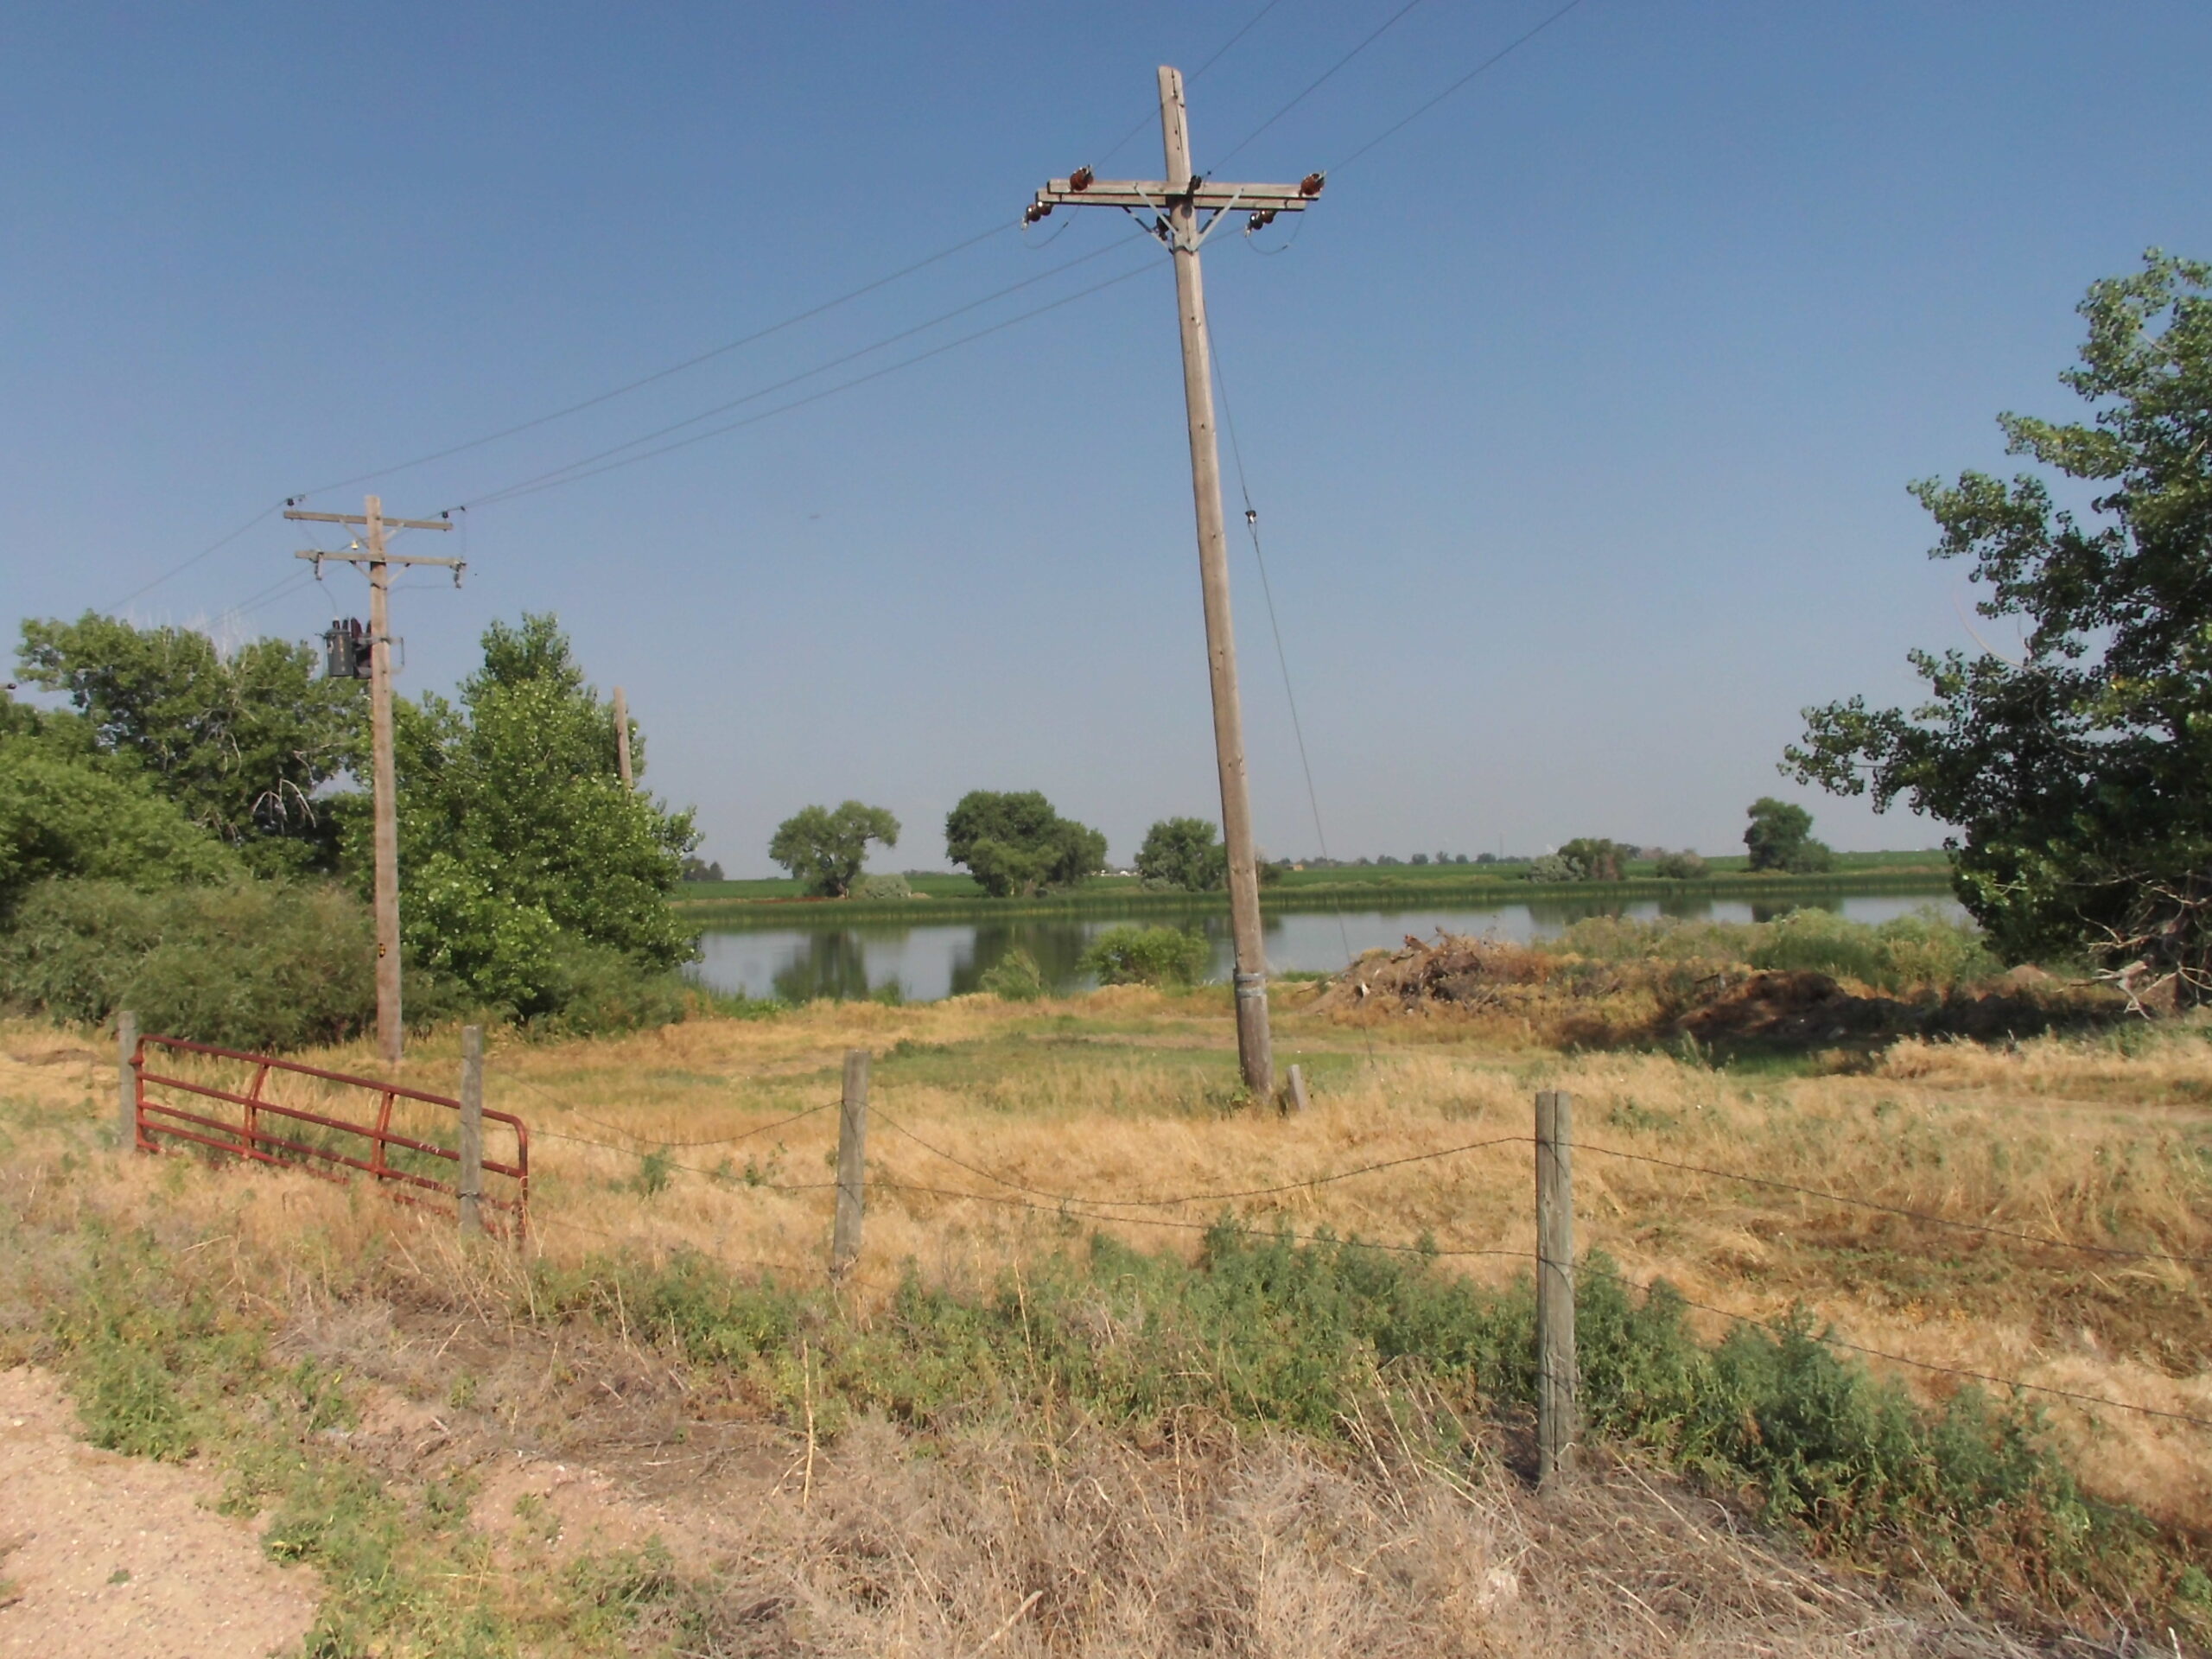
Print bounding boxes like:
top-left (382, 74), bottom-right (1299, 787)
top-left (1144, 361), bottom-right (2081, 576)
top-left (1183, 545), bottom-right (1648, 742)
top-left (1535, 1088), bottom-right (1578, 1485)
top-left (612, 686), bottom-right (633, 789)
top-left (458, 1025), bottom-right (485, 1236)
top-left (118, 1010), bottom-right (140, 1153)
top-left (1285, 1064), bottom-right (1310, 1115)
top-left (831, 1050), bottom-right (869, 1278)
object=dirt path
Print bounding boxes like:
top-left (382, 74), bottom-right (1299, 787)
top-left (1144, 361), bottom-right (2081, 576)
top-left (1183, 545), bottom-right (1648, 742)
top-left (0, 1367), bottom-right (317, 1659)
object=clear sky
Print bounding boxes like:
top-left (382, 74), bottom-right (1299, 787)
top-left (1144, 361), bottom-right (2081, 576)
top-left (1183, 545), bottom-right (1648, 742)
top-left (6, 2), bottom-right (2208, 874)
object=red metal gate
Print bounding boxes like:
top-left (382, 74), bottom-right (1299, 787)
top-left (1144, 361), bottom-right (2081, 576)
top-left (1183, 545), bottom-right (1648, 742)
top-left (132, 1033), bottom-right (528, 1231)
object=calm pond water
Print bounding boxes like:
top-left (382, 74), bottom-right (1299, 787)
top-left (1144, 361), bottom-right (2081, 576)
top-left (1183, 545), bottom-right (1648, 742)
top-left (690, 890), bottom-right (1967, 1005)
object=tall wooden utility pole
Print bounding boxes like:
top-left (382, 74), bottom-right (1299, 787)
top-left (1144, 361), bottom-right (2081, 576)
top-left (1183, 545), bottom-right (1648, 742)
top-left (1029, 67), bottom-right (1324, 1102)
top-left (285, 495), bottom-right (461, 1064)
top-left (612, 685), bottom-right (633, 788)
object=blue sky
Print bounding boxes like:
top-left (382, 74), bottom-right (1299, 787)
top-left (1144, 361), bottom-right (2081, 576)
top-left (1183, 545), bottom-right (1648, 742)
top-left (6, 2), bottom-right (2208, 873)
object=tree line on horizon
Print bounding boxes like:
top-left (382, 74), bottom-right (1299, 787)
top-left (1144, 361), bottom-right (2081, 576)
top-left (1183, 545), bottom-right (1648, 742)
top-left (760, 793), bottom-right (1840, 898)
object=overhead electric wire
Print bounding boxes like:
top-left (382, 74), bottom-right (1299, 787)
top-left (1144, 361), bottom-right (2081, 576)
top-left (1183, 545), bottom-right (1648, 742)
top-left (454, 232), bottom-right (1149, 509)
top-left (1216, 0), bottom-right (1430, 168)
top-left (1094, 0), bottom-right (1294, 169)
top-left (1205, 304), bottom-right (1371, 1067)
top-left (296, 221), bottom-right (1018, 499)
top-left (462, 258), bottom-right (1157, 509)
top-left (1325, 0), bottom-right (1586, 175)
top-left (105, 504), bottom-right (285, 613)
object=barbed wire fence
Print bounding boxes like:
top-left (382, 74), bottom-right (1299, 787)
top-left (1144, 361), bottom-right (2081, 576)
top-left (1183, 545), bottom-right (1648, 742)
top-left (486, 1053), bottom-right (2212, 1455)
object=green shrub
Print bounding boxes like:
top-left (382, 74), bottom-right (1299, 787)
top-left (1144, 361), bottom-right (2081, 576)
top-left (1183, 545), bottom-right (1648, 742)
top-left (1079, 925), bottom-right (1209, 987)
top-left (525, 936), bottom-right (690, 1037)
top-left (850, 872), bottom-right (913, 901)
top-left (1653, 850), bottom-right (1709, 880)
top-left (978, 946), bottom-right (1046, 1001)
top-left (0, 878), bottom-right (378, 1049)
top-left (1750, 906), bottom-right (1999, 993)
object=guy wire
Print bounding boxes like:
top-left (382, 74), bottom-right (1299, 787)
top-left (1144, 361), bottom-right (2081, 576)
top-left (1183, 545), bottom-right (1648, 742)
top-left (1205, 301), bottom-right (1374, 1067)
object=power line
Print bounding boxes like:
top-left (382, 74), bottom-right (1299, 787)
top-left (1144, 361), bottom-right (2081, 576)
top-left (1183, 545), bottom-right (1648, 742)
top-left (1217, 0), bottom-right (1431, 168)
top-left (463, 259), bottom-right (1157, 509)
top-left (1327, 0), bottom-right (1586, 175)
top-left (1205, 306), bottom-right (1364, 1003)
top-left (296, 222), bottom-right (1018, 499)
top-left (454, 232), bottom-right (1150, 511)
top-left (105, 504), bottom-right (284, 613)
top-left (1093, 0), bottom-right (1294, 170)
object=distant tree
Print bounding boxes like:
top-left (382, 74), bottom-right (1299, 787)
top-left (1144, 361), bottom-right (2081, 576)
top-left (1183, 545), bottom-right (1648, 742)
top-left (1135, 817), bottom-right (1228, 892)
top-left (1558, 837), bottom-right (1632, 881)
top-left (1476, 852), bottom-right (1498, 865)
top-left (16, 612), bottom-right (359, 874)
top-left (1653, 849), bottom-right (1710, 880)
top-left (944, 790), bottom-right (1106, 898)
top-left (769, 802), bottom-right (900, 898)
top-left (680, 856), bottom-right (724, 882)
top-left (1410, 852), bottom-right (1430, 866)
top-left (1524, 853), bottom-right (1577, 882)
top-left (1376, 854), bottom-right (1403, 867)
top-left (1744, 798), bottom-right (1833, 874)
top-left (1789, 256), bottom-right (2212, 1003)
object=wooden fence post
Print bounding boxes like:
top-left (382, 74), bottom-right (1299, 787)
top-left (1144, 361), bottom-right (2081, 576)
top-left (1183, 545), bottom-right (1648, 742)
top-left (458, 1025), bottom-right (485, 1236)
top-left (831, 1050), bottom-right (869, 1279)
top-left (1535, 1088), bottom-right (1577, 1485)
top-left (118, 1010), bottom-right (140, 1154)
top-left (1285, 1064), bottom-right (1311, 1115)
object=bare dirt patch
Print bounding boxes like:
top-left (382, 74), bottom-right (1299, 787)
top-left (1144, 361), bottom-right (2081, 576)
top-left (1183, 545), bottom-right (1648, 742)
top-left (0, 1366), bottom-right (317, 1658)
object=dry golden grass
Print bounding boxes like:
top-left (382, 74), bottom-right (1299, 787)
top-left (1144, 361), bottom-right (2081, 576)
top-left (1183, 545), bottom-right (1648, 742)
top-left (5, 988), bottom-right (2210, 1538)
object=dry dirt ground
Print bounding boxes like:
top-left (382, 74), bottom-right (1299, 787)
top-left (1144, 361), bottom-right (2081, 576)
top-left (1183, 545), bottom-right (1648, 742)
top-left (0, 1366), bottom-right (318, 1658)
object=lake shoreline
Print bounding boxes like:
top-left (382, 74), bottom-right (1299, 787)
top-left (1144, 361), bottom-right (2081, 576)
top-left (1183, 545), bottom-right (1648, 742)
top-left (675, 868), bottom-right (1958, 930)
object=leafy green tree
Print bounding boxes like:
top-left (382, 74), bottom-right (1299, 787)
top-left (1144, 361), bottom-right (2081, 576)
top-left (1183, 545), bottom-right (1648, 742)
top-left (15, 613), bottom-right (357, 873)
top-left (1744, 798), bottom-right (1833, 874)
top-left (943, 790), bottom-right (1106, 898)
top-left (1135, 817), bottom-right (1228, 892)
top-left (768, 801), bottom-right (900, 898)
top-left (372, 614), bottom-right (697, 1015)
top-left (0, 741), bottom-right (238, 911)
top-left (1653, 849), bottom-right (1710, 880)
top-left (1790, 255), bottom-right (2212, 1000)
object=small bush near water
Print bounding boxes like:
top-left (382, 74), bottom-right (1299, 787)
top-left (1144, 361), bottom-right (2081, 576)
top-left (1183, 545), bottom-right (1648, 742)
top-left (978, 944), bottom-right (1046, 1001)
top-left (533, 1228), bottom-right (2202, 1633)
top-left (1080, 924), bottom-right (1210, 988)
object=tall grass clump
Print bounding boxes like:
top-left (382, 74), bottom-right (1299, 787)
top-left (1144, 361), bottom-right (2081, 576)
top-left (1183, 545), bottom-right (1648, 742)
top-left (1080, 924), bottom-right (1210, 988)
top-left (1749, 906), bottom-right (1999, 992)
top-left (1555, 908), bottom-right (2000, 995)
top-left (979, 945), bottom-right (1047, 1001)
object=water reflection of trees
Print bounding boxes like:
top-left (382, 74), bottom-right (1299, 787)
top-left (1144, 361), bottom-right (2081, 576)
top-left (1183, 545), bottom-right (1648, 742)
top-left (948, 922), bottom-right (1096, 996)
top-left (770, 931), bottom-right (880, 1003)
top-left (1522, 893), bottom-right (1849, 934)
